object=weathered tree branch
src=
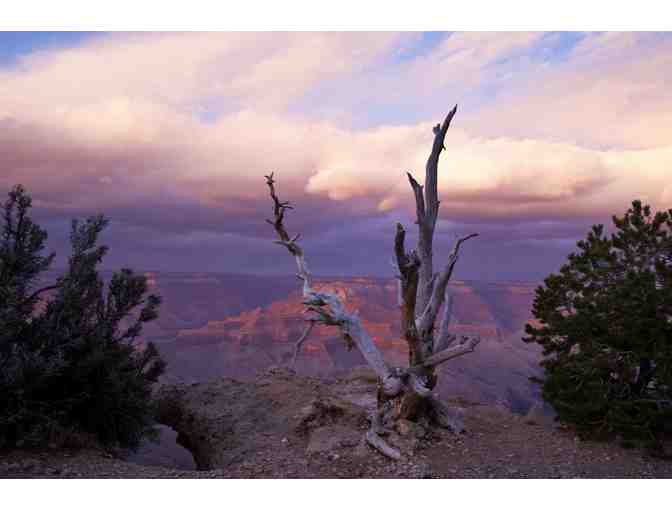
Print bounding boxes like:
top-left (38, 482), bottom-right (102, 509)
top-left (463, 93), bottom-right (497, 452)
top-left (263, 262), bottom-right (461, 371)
top-left (266, 173), bottom-right (410, 459)
top-left (416, 233), bottom-right (478, 337)
top-left (290, 320), bottom-right (316, 369)
top-left (426, 106), bottom-right (458, 220)
top-left (366, 409), bottom-right (401, 460)
top-left (414, 105), bottom-right (458, 316)
top-left (265, 173), bottom-right (397, 387)
top-left (421, 336), bottom-right (481, 369)
top-left (265, 173), bottom-right (312, 295)
top-left (434, 288), bottom-right (456, 352)
top-left (406, 172), bottom-right (425, 225)
top-left (394, 223), bottom-right (420, 336)
top-left (396, 277), bottom-right (403, 307)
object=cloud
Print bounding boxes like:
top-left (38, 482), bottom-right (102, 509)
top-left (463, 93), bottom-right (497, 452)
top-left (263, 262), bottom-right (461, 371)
top-left (290, 31), bottom-right (552, 124)
top-left (460, 32), bottom-right (672, 149)
top-left (1, 31), bottom-right (671, 280)
top-left (303, 123), bottom-right (671, 222)
top-left (0, 32), bottom-right (405, 115)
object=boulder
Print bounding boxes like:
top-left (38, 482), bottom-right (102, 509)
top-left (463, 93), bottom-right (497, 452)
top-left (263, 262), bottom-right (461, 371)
top-left (154, 367), bottom-right (370, 470)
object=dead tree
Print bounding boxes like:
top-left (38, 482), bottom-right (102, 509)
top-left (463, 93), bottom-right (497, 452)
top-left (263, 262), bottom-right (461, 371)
top-left (264, 106), bottom-right (480, 459)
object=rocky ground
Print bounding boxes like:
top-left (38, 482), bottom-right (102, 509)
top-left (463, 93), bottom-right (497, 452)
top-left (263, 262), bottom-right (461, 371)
top-left (2, 367), bottom-right (672, 479)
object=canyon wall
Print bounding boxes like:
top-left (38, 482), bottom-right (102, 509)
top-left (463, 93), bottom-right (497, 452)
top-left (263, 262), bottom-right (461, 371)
top-left (141, 273), bottom-right (544, 414)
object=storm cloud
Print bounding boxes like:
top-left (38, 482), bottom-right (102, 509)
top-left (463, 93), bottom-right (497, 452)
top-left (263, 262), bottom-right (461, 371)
top-left (1, 32), bottom-right (670, 279)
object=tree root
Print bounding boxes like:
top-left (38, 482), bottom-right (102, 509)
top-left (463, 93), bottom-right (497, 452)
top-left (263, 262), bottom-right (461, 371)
top-left (365, 405), bottom-right (402, 460)
top-left (366, 429), bottom-right (401, 460)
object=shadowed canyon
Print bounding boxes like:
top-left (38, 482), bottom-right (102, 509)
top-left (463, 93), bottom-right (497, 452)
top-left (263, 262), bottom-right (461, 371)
top-left (135, 272), bottom-right (544, 415)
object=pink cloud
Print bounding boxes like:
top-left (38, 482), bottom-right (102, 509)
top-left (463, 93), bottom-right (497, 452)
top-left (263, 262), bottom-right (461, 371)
top-left (460, 33), bottom-right (672, 149)
top-left (0, 31), bottom-right (670, 240)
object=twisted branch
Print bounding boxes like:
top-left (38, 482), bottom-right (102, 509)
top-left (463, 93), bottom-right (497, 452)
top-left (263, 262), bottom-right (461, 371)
top-left (265, 173), bottom-right (394, 385)
top-left (416, 233), bottom-right (478, 337)
top-left (421, 335), bottom-right (481, 369)
top-left (290, 320), bottom-right (316, 369)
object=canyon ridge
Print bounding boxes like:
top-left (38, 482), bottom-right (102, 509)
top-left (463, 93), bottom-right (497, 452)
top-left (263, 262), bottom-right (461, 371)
top-left (137, 272), bottom-right (545, 414)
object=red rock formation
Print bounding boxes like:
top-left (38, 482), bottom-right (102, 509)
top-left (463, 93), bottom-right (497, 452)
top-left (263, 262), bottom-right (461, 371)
top-left (149, 274), bottom-right (543, 413)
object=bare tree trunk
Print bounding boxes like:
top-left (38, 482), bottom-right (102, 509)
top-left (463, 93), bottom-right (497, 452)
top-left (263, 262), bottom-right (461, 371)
top-left (396, 106), bottom-right (478, 420)
top-left (413, 106), bottom-right (458, 316)
top-left (263, 107), bottom-right (480, 459)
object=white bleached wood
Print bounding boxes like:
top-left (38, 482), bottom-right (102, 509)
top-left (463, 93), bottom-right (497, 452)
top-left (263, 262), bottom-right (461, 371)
top-left (266, 173), bottom-right (407, 461)
top-left (413, 106), bottom-right (458, 317)
top-left (421, 336), bottom-right (481, 369)
top-left (265, 173), bottom-right (394, 385)
top-left (416, 233), bottom-right (478, 337)
top-left (366, 424), bottom-right (401, 460)
top-left (434, 289), bottom-right (455, 352)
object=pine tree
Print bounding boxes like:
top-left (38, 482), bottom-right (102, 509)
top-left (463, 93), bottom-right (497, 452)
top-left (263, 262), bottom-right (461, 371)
top-left (0, 185), bottom-right (165, 450)
top-left (524, 200), bottom-right (672, 454)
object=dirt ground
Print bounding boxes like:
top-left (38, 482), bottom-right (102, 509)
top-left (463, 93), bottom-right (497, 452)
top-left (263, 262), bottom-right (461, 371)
top-left (2, 368), bottom-right (671, 479)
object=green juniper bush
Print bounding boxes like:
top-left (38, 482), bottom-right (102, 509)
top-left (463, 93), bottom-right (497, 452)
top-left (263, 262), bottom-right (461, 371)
top-left (0, 185), bottom-right (165, 451)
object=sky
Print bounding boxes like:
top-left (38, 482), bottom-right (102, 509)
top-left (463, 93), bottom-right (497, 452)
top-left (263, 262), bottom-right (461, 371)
top-left (1, 31), bottom-right (671, 281)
